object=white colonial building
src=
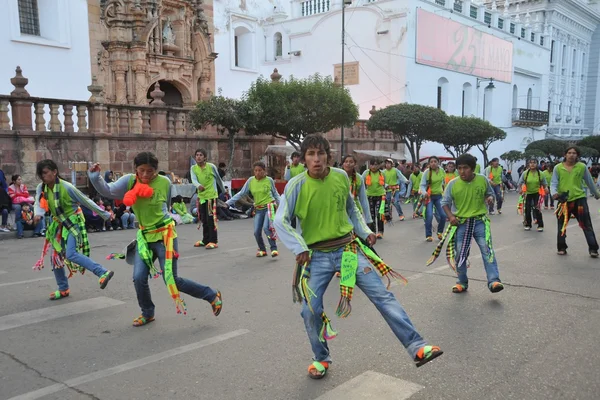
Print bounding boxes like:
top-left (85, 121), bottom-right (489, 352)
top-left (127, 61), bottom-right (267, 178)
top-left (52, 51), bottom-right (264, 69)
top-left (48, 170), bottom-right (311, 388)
top-left (0, 0), bottom-right (92, 100)
top-left (213, 0), bottom-right (600, 160)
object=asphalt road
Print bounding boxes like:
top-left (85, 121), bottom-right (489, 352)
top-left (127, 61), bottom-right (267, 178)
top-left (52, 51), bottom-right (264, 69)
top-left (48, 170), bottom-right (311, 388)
top-left (1, 193), bottom-right (599, 400)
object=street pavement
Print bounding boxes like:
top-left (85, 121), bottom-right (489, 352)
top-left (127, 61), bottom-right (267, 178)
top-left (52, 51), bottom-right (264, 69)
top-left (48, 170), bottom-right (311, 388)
top-left (1, 192), bottom-right (599, 400)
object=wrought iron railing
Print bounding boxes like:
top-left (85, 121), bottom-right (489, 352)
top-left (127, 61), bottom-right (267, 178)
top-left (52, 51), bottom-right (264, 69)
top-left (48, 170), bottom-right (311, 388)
top-left (512, 108), bottom-right (549, 126)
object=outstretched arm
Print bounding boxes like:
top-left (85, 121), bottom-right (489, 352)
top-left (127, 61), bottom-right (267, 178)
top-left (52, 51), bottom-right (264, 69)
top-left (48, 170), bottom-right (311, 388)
top-left (65, 182), bottom-right (110, 220)
top-left (88, 171), bottom-right (131, 200)
top-left (270, 178), bottom-right (281, 205)
top-left (274, 179), bottom-right (308, 255)
top-left (226, 178), bottom-right (251, 206)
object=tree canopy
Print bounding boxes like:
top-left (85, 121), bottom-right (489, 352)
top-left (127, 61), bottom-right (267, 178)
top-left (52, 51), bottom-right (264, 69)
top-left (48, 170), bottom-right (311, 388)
top-left (244, 74), bottom-right (359, 149)
top-left (578, 145), bottom-right (599, 161)
top-left (500, 150), bottom-right (524, 171)
top-left (578, 135), bottom-right (600, 162)
top-left (474, 125), bottom-right (507, 166)
top-left (522, 148), bottom-right (547, 161)
top-left (525, 139), bottom-right (567, 161)
top-left (366, 103), bottom-right (448, 163)
top-left (190, 93), bottom-right (260, 178)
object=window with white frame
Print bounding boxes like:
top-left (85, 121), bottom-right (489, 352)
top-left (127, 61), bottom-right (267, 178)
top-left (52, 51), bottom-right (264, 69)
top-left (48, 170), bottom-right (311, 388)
top-left (233, 26), bottom-right (254, 69)
top-left (18, 0), bottom-right (40, 36)
top-left (274, 32), bottom-right (283, 59)
top-left (437, 77), bottom-right (448, 111)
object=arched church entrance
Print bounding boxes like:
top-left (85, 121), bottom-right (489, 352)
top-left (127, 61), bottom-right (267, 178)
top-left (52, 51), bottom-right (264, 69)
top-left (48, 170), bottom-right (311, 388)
top-left (147, 80), bottom-right (183, 107)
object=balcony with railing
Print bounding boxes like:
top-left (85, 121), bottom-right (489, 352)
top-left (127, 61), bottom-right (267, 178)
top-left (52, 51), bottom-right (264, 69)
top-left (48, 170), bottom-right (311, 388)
top-left (301, 0), bottom-right (330, 16)
top-left (512, 108), bottom-right (549, 127)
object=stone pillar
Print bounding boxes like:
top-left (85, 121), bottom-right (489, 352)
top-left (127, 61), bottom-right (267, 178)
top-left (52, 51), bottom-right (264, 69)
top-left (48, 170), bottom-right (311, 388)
top-left (88, 76), bottom-right (108, 134)
top-left (113, 64), bottom-right (128, 104)
top-left (133, 64), bottom-right (148, 105)
top-left (9, 66), bottom-right (33, 130)
top-left (149, 83), bottom-right (167, 134)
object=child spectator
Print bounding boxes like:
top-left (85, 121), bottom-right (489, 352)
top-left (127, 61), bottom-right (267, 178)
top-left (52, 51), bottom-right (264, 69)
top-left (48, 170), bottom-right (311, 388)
top-left (16, 202), bottom-right (44, 238)
top-left (104, 204), bottom-right (118, 230)
top-left (116, 203), bottom-right (136, 229)
top-left (172, 195), bottom-right (194, 224)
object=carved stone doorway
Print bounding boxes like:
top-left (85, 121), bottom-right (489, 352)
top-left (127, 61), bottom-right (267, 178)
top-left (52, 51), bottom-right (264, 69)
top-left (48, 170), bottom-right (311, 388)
top-left (147, 81), bottom-right (183, 107)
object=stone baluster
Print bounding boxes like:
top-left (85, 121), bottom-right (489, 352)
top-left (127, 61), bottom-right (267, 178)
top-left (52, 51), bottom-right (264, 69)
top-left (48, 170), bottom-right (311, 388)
top-left (118, 108), bottom-right (130, 134)
top-left (142, 109), bottom-right (151, 133)
top-left (63, 105), bottom-right (74, 132)
top-left (130, 109), bottom-right (142, 134)
top-left (107, 107), bottom-right (118, 133)
top-left (149, 83), bottom-right (167, 134)
top-left (77, 105), bottom-right (88, 132)
top-left (9, 66), bottom-right (33, 130)
top-left (34, 103), bottom-right (46, 131)
top-left (167, 111), bottom-right (175, 134)
top-left (175, 112), bottom-right (185, 134)
top-left (88, 76), bottom-right (108, 134)
top-left (0, 99), bottom-right (10, 130)
top-left (49, 104), bottom-right (62, 131)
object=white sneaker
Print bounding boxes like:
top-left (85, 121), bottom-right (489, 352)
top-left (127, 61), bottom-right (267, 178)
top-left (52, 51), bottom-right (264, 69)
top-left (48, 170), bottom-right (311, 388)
top-left (0, 227), bottom-right (10, 232)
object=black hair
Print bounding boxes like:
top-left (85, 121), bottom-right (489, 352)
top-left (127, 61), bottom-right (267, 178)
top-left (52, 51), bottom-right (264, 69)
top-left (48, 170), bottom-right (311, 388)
top-left (428, 156), bottom-right (440, 163)
top-left (291, 151), bottom-right (301, 159)
top-left (11, 174), bottom-right (20, 184)
top-left (528, 158), bottom-right (539, 164)
top-left (218, 162), bottom-right (226, 168)
top-left (369, 158), bottom-right (379, 166)
top-left (456, 154), bottom-right (477, 171)
top-left (158, 170), bottom-right (166, 176)
top-left (20, 201), bottom-right (30, 208)
top-left (134, 152), bottom-right (159, 169)
top-left (253, 161), bottom-right (266, 169)
top-left (300, 134), bottom-right (331, 162)
top-left (343, 154), bottom-right (357, 164)
top-left (36, 160), bottom-right (60, 180)
top-left (195, 148), bottom-right (207, 157)
top-left (565, 146), bottom-right (580, 157)
top-left (174, 195), bottom-right (183, 203)
top-left (491, 157), bottom-right (499, 163)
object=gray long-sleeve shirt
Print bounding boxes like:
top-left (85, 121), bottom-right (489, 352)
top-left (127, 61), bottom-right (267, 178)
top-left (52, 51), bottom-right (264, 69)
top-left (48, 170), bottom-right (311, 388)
top-left (34, 180), bottom-right (110, 220)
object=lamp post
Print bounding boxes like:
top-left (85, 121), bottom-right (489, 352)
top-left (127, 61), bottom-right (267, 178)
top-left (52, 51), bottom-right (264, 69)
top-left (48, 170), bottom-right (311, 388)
top-left (340, 0), bottom-right (352, 162)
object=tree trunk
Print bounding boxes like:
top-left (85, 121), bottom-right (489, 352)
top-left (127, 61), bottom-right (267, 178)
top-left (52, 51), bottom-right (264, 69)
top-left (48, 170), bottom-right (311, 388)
top-left (226, 131), bottom-right (236, 180)
top-left (477, 145), bottom-right (489, 166)
top-left (404, 138), bottom-right (416, 164)
top-left (444, 146), bottom-right (457, 159)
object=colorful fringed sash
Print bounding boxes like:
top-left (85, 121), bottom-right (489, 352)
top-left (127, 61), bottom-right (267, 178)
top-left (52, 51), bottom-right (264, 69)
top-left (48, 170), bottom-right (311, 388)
top-left (137, 217), bottom-right (187, 315)
top-left (292, 236), bottom-right (407, 342)
top-left (555, 192), bottom-right (584, 237)
top-left (426, 215), bottom-right (493, 274)
top-left (255, 201), bottom-right (278, 240)
top-left (33, 179), bottom-right (88, 277)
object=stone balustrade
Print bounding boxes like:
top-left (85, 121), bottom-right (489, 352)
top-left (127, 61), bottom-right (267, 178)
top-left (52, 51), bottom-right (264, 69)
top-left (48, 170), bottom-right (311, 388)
top-left (0, 67), bottom-right (190, 135)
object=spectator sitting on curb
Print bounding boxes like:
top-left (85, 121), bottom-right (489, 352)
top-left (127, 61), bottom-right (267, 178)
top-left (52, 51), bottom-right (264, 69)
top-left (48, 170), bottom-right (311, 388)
top-left (16, 202), bottom-right (44, 239)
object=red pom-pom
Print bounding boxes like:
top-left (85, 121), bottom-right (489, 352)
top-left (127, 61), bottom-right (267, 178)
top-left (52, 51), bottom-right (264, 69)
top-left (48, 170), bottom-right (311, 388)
top-left (123, 183), bottom-right (154, 206)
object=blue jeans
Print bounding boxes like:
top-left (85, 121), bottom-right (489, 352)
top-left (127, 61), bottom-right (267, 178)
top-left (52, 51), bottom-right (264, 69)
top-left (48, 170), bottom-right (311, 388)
top-left (254, 208), bottom-right (277, 252)
top-left (12, 203), bottom-right (21, 216)
top-left (52, 233), bottom-right (109, 291)
top-left (301, 247), bottom-right (427, 362)
top-left (386, 190), bottom-right (404, 217)
top-left (424, 194), bottom-right (446, 238)
top-left (133, 238), bottom-right (217, 318)
top-left (489, 185), bottom-right (503, 212)
top-left (16, 217), bottom-right (44, 237)
top-left (121, 212), bottom-right (136, 229)
top-left (454, 219), bottom-right (501, 287)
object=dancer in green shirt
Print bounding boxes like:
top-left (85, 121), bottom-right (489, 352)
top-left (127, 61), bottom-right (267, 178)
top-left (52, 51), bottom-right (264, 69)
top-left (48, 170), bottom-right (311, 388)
top-left (542, 164), bottom-right (555, 209)
top-left (484, 158), bottom-right (504, 214)
top-left (517, 159), bottom-right (547, 232)
top-left (274, 134), bottom-right (442, 379)
top-left (284, 151), bottom-right (306, 181)
top-left (362, 159), bottom-right (386, 238)
top-left (551, 146), bottom-right (600, 257)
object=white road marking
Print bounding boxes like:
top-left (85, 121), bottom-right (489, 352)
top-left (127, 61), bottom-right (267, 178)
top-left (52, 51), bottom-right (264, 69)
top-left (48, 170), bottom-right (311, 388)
top-left (179, 246), bottom-right (256, 260)
top-left (7, 329), bottom-right (251, 400)
top-left (314, 370), bottom-right (423, 400)
top-left (0, 277), bottom-right (53, 288)
top-left (0, 297), bottom-right (124, 332)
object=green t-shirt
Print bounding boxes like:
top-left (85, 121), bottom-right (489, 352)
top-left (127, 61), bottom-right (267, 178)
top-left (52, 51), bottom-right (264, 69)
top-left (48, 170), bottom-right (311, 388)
top-left (288, 164), bottom-right (305, 179)
top-left (249, 177), bottom-right (275, 206)
top-left (487, 166), bottom-right (503, 185)
top-left (192, 163), bottom-right (218, 201)
top-left (45, 181), bottom-right (76, 218)
top-left (364, 170), bottom-right (386, 196)
top-left (130, 175), bottom-right (175, 242)
top-left (173, 202), bottom-right (187, 216)
top-left (475, 165), bottom-right (481, 174)
top-left (542, 169), bottom-right (553, 184)
top-left (424, 168), bottom-right (445, 195)
top-left (295, 169), bottom-right (354, 246)
top-left (383, 168), bottom-right (399, 186)
top-left (554, 162), bottom-right (588, 202)
top-left (410, 172), bottom-right (422, 192)
top-left (522, 169), bottom-right (544, 194)
top-left (446, 175), bottom-right (489, 218)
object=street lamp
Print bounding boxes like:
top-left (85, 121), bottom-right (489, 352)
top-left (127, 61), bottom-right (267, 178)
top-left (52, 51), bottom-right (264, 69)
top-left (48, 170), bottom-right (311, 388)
top-left (340, 0), bottom-right (352, 162)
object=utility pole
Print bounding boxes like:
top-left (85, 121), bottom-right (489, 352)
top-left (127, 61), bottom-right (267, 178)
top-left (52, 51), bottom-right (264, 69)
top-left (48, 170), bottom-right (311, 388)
top-left (340, 0), bottom-right (351, 162)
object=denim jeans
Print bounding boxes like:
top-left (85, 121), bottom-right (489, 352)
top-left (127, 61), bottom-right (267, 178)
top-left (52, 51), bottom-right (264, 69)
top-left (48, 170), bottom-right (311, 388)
top-left (489, 185), bottom-right (503, 212)
top-left (386, 190), bottom-right (404, 217)
top-left (454, 219), bottom-right (501, 287)
top-left (133, 238), bottom-right (217, 318)
top-left (12, 203), bottom-right (21, 216)
top-left (121, 212), bottom-right (136, 229)
top-left (16, 217), bottom-right (44, 237)
top-left (424, 194), bottom-right (446, 238)
top-left (52, 233), bottom-right (109, 290)
top-left (254, 208), bottom-right (277, 252)
top-left (301, 247), bottom-right (427, 362)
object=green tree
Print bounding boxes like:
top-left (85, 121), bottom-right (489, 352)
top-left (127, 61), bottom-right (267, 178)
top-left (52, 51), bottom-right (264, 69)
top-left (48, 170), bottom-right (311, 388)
top-left (436, 116), bottom-right (477, 157)
top-left (190, 93), bottom-right (260, 179)
top-left (244, 74), bottom-right (359, 150)
top-left (525, 139), bottom-right (567, 161)
top-left (366, 103), bottom-right (448, 163)
top-left (500, 150), bottom-right (524, 171)
top-left (522, 149), bottom-right (547, 161)
top-left (578, 136), bottom-right (600, 162)
top-left (578, 146), bottom-right (599, 163)
top-left (475, 125), bottom-right (507, 166)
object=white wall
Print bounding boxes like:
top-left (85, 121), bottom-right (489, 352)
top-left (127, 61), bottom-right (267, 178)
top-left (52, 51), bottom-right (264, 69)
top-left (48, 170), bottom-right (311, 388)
top-left (0, 0), bottom-right (91, 100)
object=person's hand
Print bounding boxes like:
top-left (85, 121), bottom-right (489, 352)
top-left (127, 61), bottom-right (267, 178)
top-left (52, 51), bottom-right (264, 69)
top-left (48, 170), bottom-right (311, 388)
top-left (553, 194), bottom-right (559, 200)
top-left (286, 161), bottom-right (290, 168)
top-left (89, 163), bottom-right (101, 173)
top-left (33, 215), bottom-right (42, 225)
top-left (197, 184), bottom-right (205, 192)
top-left (595, 193), bottom-right (600, 200)
top-left (448, 215), bottom-right (459, 226)
top-left (26, 220), bottom-right (33, 225)
top-left (366, 233), bottom-right (377, 246)
top-left (296, 251), bottom-right (311, 266)
top-left (486, 196), bottom-right (494, 206)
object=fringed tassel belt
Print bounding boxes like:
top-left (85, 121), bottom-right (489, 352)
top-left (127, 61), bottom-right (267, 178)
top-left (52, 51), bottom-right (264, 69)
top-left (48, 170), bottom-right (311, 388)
top-left (254, 202), bottom-right (278, 240)
top-left (292, 235), bottom-right (407, 342)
